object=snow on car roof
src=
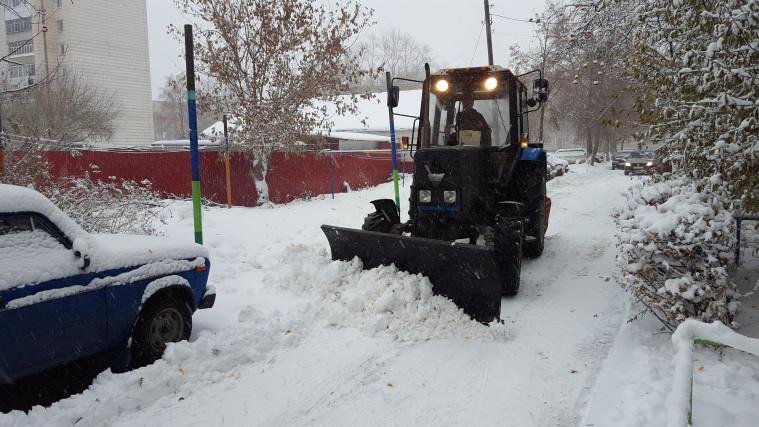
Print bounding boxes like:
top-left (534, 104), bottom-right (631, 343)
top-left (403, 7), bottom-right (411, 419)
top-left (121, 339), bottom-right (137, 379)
top-left (0, 184), bottom-right (86, 239)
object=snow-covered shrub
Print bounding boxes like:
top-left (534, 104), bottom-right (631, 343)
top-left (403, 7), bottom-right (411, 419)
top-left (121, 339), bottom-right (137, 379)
top-left (44, 172), bottom-right (166, 235)
top-left (0, 138), bottom-right (51, 187)
top-left (615, 175), bottom-right (740, 330)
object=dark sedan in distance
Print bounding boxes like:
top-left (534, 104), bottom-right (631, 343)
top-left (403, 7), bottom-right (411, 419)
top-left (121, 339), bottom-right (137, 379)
top-left (623, 151), bottom-right (656, 175)
top-left (611, 150), bottom-right (634, 170)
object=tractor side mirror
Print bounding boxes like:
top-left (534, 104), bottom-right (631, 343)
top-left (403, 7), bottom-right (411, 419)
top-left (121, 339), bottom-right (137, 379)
top-left (533, 78), bottom-right (549, 103)
top-left (387, 85), bottom-right (400, 108)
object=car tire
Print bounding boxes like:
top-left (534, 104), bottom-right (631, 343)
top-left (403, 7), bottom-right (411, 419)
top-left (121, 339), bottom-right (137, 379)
top-left (131, 293), bottom-right (192, 368)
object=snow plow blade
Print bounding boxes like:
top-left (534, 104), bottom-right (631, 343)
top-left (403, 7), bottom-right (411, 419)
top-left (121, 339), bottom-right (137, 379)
top-left (321, 225), bottom-right (503, 323)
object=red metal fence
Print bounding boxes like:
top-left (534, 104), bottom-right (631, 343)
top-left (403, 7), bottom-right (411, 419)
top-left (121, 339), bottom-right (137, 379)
top-left (40, 150), bottom-right (411, 206)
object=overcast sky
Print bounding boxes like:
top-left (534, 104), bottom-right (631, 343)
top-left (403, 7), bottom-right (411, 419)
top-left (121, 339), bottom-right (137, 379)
top-left (146, 0), bottom-right (547, 100)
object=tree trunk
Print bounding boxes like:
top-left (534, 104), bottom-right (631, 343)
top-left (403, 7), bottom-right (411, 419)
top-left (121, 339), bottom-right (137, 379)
top-left (590, 130), bottom-right (602, 166)
top-left (251, 157), bottom-right (270, 205)
top-left (538, 105), bottom-right (546, 144)
top-left (585, 122), bottom-right (593, 161)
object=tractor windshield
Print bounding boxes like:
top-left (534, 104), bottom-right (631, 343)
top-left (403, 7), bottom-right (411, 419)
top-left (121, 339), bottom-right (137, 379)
top-left (427, 74), bottom-right (511, 148)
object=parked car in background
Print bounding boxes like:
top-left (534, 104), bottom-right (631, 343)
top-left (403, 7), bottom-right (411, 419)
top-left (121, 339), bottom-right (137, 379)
top-left (623, 151), bottom-right (656, 175)
top-left (554, 148), bottom-right (587, 164)
top-left (546, 152), bottom-right (569, 180)
top-left (0, 184), bottom-right (215, 385)
top-left (611, 150), bottom-right (634, 170)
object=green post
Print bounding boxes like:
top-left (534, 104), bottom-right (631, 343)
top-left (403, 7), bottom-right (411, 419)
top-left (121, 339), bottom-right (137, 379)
top-left (184, 24), bottom-right (203, 244)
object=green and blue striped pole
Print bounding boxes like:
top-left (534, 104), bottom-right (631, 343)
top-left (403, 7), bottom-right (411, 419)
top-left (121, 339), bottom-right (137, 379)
top-left (386, 72), bottom-right (401, 214)
top-left (184, 24), bottom-right (203, 244)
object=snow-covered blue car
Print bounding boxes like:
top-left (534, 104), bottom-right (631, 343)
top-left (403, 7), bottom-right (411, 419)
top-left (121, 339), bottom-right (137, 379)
top-left (0, 184), bottom-right (214, 385)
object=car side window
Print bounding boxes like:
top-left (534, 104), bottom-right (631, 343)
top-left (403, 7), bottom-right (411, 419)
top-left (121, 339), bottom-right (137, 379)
top-left (0, 216), bottom-right (34, 235)
top-left (0, 214), bottom-right (68, 254)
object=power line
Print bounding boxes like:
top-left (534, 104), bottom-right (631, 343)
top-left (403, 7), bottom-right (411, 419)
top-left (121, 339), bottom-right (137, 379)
top-left (469, 21), bottom-right (485, 66)
top-left (491, 13), bottom-right (540, 24)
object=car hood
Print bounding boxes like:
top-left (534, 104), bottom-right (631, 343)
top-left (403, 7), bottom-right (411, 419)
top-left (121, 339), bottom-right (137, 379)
top-left (84, 234), bottom-right (209, 273)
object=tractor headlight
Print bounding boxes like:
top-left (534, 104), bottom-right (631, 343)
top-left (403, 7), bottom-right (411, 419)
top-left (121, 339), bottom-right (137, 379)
top-left (419, 190), bottom-right (432, 203)
top-left (443, 190), bottom-right (457, 204)
top-left (484, 76), bottom-right (498, 91)
top-left (434, 79), bottom-right (449, 92)
top-left (646, 161), bottom-right (654, 167)
top-left (624, 162), bottom-right (631, 167)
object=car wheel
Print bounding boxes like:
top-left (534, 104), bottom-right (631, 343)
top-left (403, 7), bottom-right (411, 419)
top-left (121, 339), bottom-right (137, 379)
top-left (131, 294), bottom-right (192, 368)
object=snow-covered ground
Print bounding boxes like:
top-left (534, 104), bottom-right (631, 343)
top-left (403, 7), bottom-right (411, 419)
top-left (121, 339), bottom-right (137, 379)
top-left (3, 164), bottom-right (757, 426)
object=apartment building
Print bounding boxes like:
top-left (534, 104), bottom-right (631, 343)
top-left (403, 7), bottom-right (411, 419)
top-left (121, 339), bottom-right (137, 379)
top-left (0, 0), bottom-right (154, 145)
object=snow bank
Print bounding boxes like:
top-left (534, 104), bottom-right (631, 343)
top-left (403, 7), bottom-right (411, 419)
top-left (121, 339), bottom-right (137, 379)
top-left (668, 320), bottom-right (759, 427)
top-left (271, 245), bottom-right (507, 341)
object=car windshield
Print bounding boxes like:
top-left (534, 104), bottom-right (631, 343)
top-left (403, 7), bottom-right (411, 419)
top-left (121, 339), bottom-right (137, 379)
top-left (428, 74), bottom-right (511, 147)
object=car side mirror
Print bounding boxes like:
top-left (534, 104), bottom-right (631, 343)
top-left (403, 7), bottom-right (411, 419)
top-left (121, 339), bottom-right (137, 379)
top-left (533, 78), bottom-right (549, 103)
top-left (74, 250), bottom-right (91, 269)
top-left (387, 85), bottom-right (400, 108)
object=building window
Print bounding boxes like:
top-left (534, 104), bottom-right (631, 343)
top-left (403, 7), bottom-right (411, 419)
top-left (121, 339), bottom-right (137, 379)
top-left (57, 19), bottom-right (63, 32)
top-left (6, 17), bottom-right (32, 34)
top-left (8, 63), bottom-right (35, 79)
top-left (12, 0), bottom-right (21, 7)
top-left (8, 39), bottom-right (33, 55)
top-left (59, 43), bottom-right (65, 54)
top-left (57, 0), bottom-right (62, 7)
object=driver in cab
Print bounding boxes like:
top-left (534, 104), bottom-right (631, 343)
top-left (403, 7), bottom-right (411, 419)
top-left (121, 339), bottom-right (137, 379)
top-left (454, 96), bottom-right (492, 147)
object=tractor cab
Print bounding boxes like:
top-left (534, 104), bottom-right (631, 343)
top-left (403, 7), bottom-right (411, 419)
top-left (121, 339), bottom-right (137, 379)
top-left (419, 66), bottom-right (547, 151)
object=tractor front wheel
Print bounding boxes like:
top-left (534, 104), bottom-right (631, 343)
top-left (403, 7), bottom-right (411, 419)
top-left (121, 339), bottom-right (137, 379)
top-left (496, 220), bottom-right (523, 296)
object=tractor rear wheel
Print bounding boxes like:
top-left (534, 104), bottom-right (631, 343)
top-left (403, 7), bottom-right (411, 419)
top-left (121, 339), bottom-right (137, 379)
top-left (520, 162), bottom-right (547, 258)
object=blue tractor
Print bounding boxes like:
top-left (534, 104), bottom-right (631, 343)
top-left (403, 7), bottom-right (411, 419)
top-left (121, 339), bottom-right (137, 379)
top-left (322, 64), bottom-right (550, 323)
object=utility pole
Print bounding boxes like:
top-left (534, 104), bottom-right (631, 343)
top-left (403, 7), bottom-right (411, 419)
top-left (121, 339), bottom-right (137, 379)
top-left (484, 0), bottom-right (494, 66)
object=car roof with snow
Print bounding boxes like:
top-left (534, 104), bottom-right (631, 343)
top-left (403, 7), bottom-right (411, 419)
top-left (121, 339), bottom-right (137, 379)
top-left (0, 184), bottom-right (87, 239)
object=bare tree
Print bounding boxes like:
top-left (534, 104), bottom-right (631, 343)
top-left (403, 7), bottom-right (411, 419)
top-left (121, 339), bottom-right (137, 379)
top-left (3, 70), bottom-right (120, 143)
top-left (353, 30), bottom-right (434, 92)
top-left (153, 73), bottom-right (215, 140)
top-left (171, 0), bottom-right (377, 204)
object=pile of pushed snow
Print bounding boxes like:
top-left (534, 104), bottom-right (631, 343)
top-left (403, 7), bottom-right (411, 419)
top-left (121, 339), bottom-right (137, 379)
top-left (614, 175), bottom-right (741, 330)
top-left (271, 245), bottom-right (506, 341)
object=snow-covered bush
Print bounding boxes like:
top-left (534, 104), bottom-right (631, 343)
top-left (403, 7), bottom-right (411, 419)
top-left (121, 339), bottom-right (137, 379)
top-left (615, 175), bottom-right (740, 330)
top-left (0, 138), bottom-right (51, 187)
top-left (44, 172), bottom-right (166, 235)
